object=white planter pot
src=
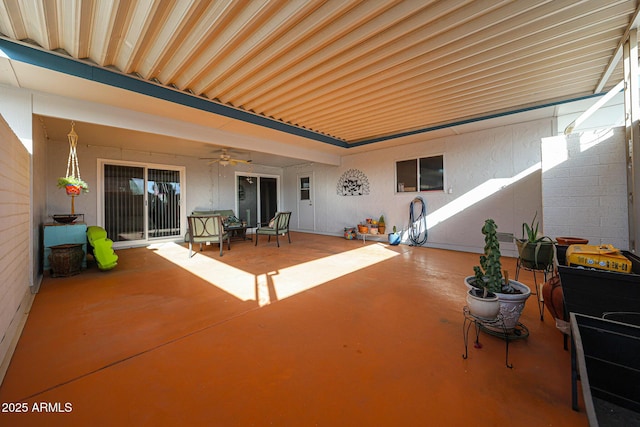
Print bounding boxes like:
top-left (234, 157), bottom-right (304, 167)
top-left (466, 288), bottom-right (500, 320)
top-left (464, 276), bottom-right (531, 331)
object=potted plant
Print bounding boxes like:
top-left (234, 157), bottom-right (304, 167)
top-left (514, 212), bottom-right (555, 270)
top-left (57, 176), bottom-right (89, 195)
top-left (369, 221), bottom-right (379, 235)
top-left (465, 219), bottom-right (531, 330)
top-left (388, 225), bottom-right (401, 245)
top-left (378, 215), bottom-right (386, 234)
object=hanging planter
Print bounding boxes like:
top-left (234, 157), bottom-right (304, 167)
top-left (66, 185), bottom-right (80, 196)
top-left (57, 176), bottom-right (89, 195)
top-left (56, 122), bottom-right (88, 215)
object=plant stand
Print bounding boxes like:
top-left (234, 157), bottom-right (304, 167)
top-left (515, 257), bottom-right (553, 321)
top-left (514, 239), bottom-right (555, 321)
top-left (356, 231), bottom-right (383, 244)
top-left (462, 306), bottom-right (529, 368)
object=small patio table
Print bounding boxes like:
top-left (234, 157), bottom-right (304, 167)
top-left (225, 223), bottom-right (249, 242)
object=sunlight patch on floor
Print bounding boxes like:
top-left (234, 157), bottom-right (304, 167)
top-left (147, 242), bottom-right (399, 306)
top-left (148, 242), bottom-right (256, 301)
top-left (263, 243), bottom-right (399, 304)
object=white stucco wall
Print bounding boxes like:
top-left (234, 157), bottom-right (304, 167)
top-left (18, 84), bottom-right (550, 255)
top-left (285, 118), bottom-right (553, 256)
top-left (541, 128), bottom-right (628, 249)
top-left (43, 137), bottom-right (282, 238)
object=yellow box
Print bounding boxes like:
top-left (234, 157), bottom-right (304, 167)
top-left (566, 244), bottom-right (631, 273)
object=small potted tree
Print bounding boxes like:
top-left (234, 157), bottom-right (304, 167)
top-left (465, 219), bottom-right (501, 319)
top-left (465, 219), bottom-right (531, 330)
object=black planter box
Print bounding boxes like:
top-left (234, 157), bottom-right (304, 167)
top-left (558, 252), bottom-right (640, 416)
top-left (558, 251), bottom-right (640, 319)
top-left (571, 313), bottom-right (640, 425)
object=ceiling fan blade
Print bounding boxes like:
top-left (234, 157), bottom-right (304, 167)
top-left (201, 150), bottom-right (251, 165)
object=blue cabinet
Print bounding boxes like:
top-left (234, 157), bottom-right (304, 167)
top-left (43, 223), bottom-right (87, 271)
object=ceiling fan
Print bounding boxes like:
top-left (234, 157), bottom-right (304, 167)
top-left (201, 149), bottom-right (252, 166)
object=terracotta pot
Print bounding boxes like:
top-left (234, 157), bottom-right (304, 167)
top-left (65, 184), bottom-right (82, 196)
top-left (542, 275), bottom-right (565, 320)
top-left (556, 237), bottom-right (589, 246)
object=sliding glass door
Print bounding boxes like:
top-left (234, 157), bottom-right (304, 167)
top-left (101, 161), bottom-right (184, 246)
top-left (236, 174), bottom-right (279, 227)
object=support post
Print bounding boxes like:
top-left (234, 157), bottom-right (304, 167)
top-left (624, 29), bottom-right (640, 252)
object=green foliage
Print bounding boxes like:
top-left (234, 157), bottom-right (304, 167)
top-left (522, 212), bottom-right (540, 243)
top-left (392, 225), bottom-right (397, 233)
top-left (473, 219), bottom-right (503, 294)
top-left (57, 176), bottom-right (89, 193)
top-left (378, 215), bottom-right (385, 225)
top-left (521, 211), bottom-right (555, 246)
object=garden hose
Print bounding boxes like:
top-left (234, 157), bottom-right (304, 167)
top-left (409, 197), bottom-right (428, 246)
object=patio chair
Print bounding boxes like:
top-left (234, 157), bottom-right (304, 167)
top-left (254, 212), bottom-right (292, 247)
top-left (187, 214), bottom-right (230, 257)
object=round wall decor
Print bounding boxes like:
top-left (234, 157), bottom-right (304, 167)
top-left (337, 169), bottom-right (370, 196)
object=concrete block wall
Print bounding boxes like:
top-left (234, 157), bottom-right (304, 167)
top-left (541, 127), bottom-right (628, 249)
top-left (285, 118), bottom-right (552, 255)
top-left (0, 114), bottom-right (33, 383)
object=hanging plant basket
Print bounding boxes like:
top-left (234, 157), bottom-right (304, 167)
top-left (57, 176), bottom-right (89, 194)
top-left (65, 184), bottom-right (82, 196)
top-left (56, 122), bottom-right (88, 215)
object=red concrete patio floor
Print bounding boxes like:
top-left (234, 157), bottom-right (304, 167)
top-left (0, 232), bottom-right (586, 426)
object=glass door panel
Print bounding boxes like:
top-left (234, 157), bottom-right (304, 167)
top-left (237, 175), bottom-right (279, 227)
top-left (148, 169), bottom-right (181, 238)
top-left (238, 176), bottom-right (258, 227)
top-left (260, 177), bottom-right (278, 224)
top-left (104, 164), bottom-right (145, 242)
top-left (103, 163), bottom-right (183, 245)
